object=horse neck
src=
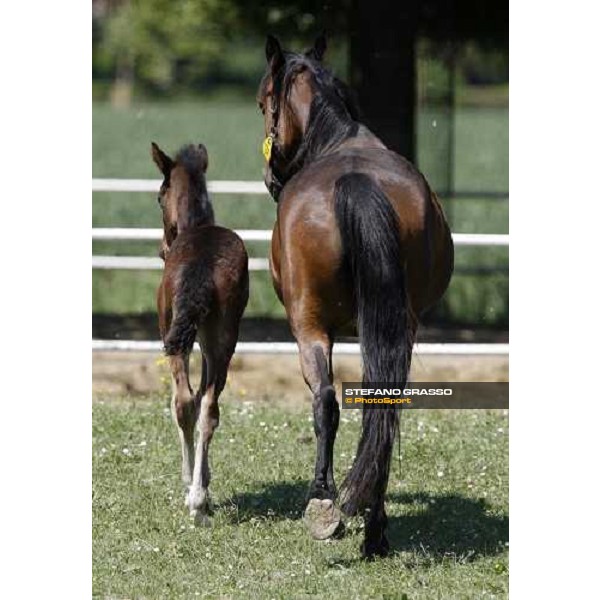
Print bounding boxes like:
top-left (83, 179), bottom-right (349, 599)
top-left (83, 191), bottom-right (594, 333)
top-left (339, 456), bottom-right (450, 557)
top-left (288, 92), bottom-right (359, 171)
top-left (177, 186), bottom-right (215, 232)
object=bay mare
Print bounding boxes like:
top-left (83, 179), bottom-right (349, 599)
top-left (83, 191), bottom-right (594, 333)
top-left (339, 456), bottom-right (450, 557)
top-left (257, 35), bottom-right (454, 557)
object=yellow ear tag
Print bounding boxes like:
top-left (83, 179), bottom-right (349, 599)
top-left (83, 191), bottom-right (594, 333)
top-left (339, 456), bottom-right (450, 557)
top-left (262, 135), bottom-right (273, 162)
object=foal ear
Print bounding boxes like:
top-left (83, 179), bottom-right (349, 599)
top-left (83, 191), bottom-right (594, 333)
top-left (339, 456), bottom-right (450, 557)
top-left (197, 144), bottom-right (209, 172)
top-left (151, 142), bottom-right (173, 176)
top-left (265, 34), bottom-right (284, 72)
top-left (306, 33), bottom-right (327, 62)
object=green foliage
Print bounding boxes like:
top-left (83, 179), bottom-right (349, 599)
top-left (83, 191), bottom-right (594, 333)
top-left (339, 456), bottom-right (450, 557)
top-left (101, 0), bottom-right (238, 90)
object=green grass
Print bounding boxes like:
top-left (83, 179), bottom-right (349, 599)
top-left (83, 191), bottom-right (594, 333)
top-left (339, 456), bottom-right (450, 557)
top-left (93, 395), bottom-right (508, 599)
top-left (92, 100), bottom-right (508, 325)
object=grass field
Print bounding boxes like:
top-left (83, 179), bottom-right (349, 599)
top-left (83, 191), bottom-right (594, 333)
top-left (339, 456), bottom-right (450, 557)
top-left (93, 394), bottom-right (508, 599)
top-left (92, 100), bottom-right (508, 325)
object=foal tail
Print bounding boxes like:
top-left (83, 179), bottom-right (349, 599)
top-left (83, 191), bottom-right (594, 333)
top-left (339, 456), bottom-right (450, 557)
top-left (334, 173), bottom-right (411, 515)
top-left (164, 261), bottom-right (214, 356)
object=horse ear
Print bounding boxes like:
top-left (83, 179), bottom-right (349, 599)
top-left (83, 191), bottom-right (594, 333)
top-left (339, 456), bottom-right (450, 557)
top-left (265, 34), bottom-right (284, 72)
top-left (151, 142), bottom-right (173, 176)
top-left (197, 144), bottom-right (209, 172)
top-left (307, 33), bottom-right (327, 61)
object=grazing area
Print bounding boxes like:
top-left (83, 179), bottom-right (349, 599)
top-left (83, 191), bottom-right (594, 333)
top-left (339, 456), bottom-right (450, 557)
top-left (92, 393), bottom-right (508, 599)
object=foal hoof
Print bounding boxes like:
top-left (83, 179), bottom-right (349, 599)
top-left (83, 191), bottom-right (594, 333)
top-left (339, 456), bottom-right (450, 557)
top-left (190, 509), bottom-right (211, 527)
top-left (303, 498), bottom-right (342, 540)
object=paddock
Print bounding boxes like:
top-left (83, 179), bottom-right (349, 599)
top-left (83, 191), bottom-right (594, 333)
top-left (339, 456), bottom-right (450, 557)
top-left (92, 182), bottom-right (508, 596)
top-left (93, 377), bottom-right (508, 598)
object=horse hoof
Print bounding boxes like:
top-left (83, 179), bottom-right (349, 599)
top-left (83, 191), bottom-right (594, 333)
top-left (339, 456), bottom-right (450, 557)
top-left (303, 498), bottom-right (342, 540)
top-left (190, 510), bottom-right (211, 527)
top-left (360, 537), bottom-right (390, 560)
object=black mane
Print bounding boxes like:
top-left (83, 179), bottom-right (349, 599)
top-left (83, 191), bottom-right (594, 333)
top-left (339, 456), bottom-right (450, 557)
top-left (174, 144), bottom-right (214, 228)
top-left (262, 52), bottom-right (361, 195)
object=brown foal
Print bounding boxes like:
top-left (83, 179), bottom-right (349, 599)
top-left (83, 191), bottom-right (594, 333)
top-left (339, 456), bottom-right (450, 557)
top-left (152, 142), bottom-right (249, 524)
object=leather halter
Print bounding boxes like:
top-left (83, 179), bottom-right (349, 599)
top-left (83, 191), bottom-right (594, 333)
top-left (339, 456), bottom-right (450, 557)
top-left (264, 69), bottom-right (287, 201)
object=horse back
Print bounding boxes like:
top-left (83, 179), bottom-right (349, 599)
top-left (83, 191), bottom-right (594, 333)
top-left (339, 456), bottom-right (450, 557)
top-left (159, 226), bottom-right (249, 327)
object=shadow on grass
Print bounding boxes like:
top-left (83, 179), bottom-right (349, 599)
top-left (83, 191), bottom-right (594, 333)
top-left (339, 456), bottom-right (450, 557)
top-left (386, 491), bottom-right (508, 562)
top-left (221, 482), bottom-right (507, 562)
top-left (220, 480), bottom-right (309, 522)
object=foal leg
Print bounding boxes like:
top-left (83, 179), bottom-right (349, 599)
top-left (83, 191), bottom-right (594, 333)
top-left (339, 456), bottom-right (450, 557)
top-left (297, 334), bottom-right (342, 540)
top-left (187, 350), bottom-right (228, 525)
top-left (169, 352), bottom-right (196, 488)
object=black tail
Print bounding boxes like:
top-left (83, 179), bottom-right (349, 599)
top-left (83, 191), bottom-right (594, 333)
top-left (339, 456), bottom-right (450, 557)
top-left (164, 261), bottom-right (214, 356)
top-left (335, 173), bottom-right (411, 515)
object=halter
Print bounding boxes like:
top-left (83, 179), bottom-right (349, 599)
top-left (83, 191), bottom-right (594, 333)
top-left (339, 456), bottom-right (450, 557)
top-left (262, 68), bottom-right (287, 201)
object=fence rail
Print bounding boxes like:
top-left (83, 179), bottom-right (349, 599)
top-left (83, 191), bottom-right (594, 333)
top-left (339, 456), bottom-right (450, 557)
top-left (93, 178), bottom-right (267, 194)
top-left (92, 339), bottom-right (509, 356)
top-left (92, 179), bottom-right (508, 355)
top-left (92, 178), bottom-right (509, 199)
top-left (92, 227), bottom-right (509, 247)
top-left (92, 255), bottom-right (270, 271)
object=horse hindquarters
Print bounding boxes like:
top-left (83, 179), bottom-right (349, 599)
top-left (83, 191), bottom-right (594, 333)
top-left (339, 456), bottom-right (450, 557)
top-left (334, 173), bottom-right (412, 557)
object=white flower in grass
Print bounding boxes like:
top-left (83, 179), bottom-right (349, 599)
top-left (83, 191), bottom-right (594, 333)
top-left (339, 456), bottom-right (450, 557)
top-left (122, 448), bottom-right (130, 455)
top-left (437, 470), bottom-right (444, 478)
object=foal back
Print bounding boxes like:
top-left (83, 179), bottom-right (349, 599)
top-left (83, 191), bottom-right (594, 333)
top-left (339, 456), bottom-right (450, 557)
top-left (158, 226), bottom-right (249, 359)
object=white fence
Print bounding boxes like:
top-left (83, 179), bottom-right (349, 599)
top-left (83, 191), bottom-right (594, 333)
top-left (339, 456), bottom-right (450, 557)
top-left (92, 339), bottom-right (509, 356)
top-left (92, 179), bottom-right (509, 356)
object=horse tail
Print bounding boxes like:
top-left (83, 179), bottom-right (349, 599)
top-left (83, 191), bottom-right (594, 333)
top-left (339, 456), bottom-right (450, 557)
top-left (334, 172), bottom-right (411, 515)
top-left (164, 260), bottom-right (214, 356)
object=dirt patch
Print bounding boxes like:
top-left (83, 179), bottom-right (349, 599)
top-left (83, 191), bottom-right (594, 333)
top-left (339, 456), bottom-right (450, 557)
top-left (93, 351), bottom-right (508, 407)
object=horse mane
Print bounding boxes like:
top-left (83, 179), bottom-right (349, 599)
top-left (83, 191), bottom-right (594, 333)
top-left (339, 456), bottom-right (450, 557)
top-left (174, 144), bottom-right (214, 229)
top-left (263, 52), bottom-right (361, 176)
top-left (287, 54), bottom-right (359, 167)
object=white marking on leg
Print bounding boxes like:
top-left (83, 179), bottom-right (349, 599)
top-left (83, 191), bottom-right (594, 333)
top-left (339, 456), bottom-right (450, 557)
top-left (188, 386), bottom-right (218, 521)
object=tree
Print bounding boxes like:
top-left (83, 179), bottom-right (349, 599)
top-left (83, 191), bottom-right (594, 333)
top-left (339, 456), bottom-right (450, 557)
top-left (101, 0), bottom-right (238, 105)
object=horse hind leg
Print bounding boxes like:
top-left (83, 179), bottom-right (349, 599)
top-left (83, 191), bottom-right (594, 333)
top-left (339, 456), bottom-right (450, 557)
top-left (186, 349), bottom-right (227, 525)
top-left (296, 334), bottom-right (342, 540)
top-left (362, 499), bottom-right (390, 559)
top-left (168, 353), bottom-right (196, 490)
